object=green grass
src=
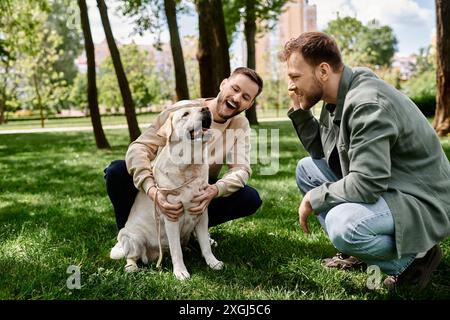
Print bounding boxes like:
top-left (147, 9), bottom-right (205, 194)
top-left (0, 109), bottom-right (287, 131)
top-left (0, 121), bottom-right (449, 300)
top-left (0, 113), bottom-right (159, 130)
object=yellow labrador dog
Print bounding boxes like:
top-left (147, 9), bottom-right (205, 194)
top-left (110, 106), bottom-right (223, 280)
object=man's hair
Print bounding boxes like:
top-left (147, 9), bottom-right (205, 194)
top-left (279, 32), bottom-right (343, 72)
top-left (230, 67), bottom-right (264, 98)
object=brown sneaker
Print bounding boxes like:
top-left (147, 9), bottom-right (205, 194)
top-left (322, 252), bottom-right (366, 270)
top-left (383, 244), bottom-right (442, 290)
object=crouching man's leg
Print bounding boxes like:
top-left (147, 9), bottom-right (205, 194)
top-left (207, 178), bottom-right (262, 228)
top-left (104, 160), bottom-right (138, 231)
top-left (295, 157), bottom-right (339, 232)
top-left (296, 157), bottom-right (367, 269)
top-left (325, 198), bottom-right (441, 289)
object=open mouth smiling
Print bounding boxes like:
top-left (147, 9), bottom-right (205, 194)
top-left (225, 100), bottom-right (238, 110)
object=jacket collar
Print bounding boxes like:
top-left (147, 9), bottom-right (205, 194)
top-left (324, 65), bottom-right (353, 123)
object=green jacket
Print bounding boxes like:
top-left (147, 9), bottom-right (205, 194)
top-left (288, 65), bottom-right (450, 257)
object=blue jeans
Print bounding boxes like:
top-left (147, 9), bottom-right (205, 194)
top-left (104, 160), bottom-right (262, 231)
top-left (296, 157), bottom-right (416, 276)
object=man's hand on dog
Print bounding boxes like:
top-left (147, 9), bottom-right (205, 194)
top-left (189, 184), bottom-right (219, 215)
top-left (148, 186), bottom-right (183, 221)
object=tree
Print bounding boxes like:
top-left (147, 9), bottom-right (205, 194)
top-left (195, 0), bottom-right (230, 97)
top-left (0, 0), bottom-right (60, 126)
top-left (433, 0), bottom-right (450, 136)
top-left (69, 72), bottom-right (88, 113)
top-left (224, 0), bottom-right (286, 124)
top-left (47, 0), bottom-right (83, 86)
top-left (120, 0), bottom-right (190, 101)
top-left (97, 0), bottom-right (141, 141)
top-left (0, 2), bottom-right (16, 124)
top-left (78, 0), bottom-right (110, 149)
top-left (324, 16), bottom-right (397, 68)
top-left (98, 43), bottom-right (169, 110)
top-left (164, 0), bottom-right (189, 100)
top-left (16, 4), bottom-right (67, 128)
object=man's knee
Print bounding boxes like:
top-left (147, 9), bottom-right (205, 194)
top-left (325, 205), bottom-right (360, 254)
top-left (104, 160), bottom-right (128, 182)
top-left (240, 185), bottom-right (262, 215)
top-left (296, 157), bottom-right (313, 192)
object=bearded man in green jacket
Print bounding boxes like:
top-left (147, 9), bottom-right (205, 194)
top-left (280, 32), bottom-right (450, 290)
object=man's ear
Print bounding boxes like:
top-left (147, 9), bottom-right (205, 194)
top-left (219, 78), bottom-right (228, 91)
top-left (317, 62), bottom-right (331, 82)
top-left (157, 113), bottom-right (173, 140)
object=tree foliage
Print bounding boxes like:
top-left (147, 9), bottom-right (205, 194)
top-left (120, 0), bottom-right (190, 100)
top-left (98, 43), bottom-right (172, 110)
top-left (324, 16), bottom-right (397, 68)
top-left (222, 0), bottom-right (287, 47)
top-left (0, 0), bottom-right (68, 126)
top-left (46, 0), bottom-right (84, 85)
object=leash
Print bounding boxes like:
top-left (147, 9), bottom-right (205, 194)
top-left (152, 176), bottom-right (197, 269)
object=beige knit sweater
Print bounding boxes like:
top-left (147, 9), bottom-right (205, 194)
top-left (125, 99), bottom-right (251, 198)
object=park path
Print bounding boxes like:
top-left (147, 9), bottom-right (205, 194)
top-left (0, 117), bottom-right (289, 135)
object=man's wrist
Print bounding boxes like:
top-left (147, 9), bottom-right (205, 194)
top-left (147, 185), bottom-right (157, 201)
top-left (212, 184), bottom-right (219, 197)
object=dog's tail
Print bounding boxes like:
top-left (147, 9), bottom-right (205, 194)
top-left (110, 232), bottom-right (149, 264)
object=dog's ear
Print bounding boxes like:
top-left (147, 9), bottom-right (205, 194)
top-left (157, 113), bottom-right (174, 140)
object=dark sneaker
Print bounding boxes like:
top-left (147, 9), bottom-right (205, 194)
top-left (383, 244), bottom-right (442, 290)
top-left (322, 252), bottom-right (366, 270)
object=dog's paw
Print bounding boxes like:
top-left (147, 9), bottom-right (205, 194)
top-left (207, 258), bottom-right (224, 270)
top-left (124, 263), bottom-right (139, 273)
top-left (174, 268), bottom-right (190, 280)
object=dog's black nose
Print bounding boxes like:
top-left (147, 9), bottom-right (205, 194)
top-left (201, 107), bottom-right (212, 129)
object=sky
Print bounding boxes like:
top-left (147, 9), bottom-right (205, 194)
top-left (86, 0), bottom-right (436, 57)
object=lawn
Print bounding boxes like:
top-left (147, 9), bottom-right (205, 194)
top-left (0, 120), bottom-right (449, 300)
top-left (0, 108), bottom-right (287, 131)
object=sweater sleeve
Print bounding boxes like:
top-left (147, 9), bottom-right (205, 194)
top-left (214, 117), bottom-right (251, 197)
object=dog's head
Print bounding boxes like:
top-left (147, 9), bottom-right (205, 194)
top-left (158, 106), bottom-right (212, 142)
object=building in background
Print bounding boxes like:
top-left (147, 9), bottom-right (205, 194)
top-left (251, 0), bottom-right (317, 77)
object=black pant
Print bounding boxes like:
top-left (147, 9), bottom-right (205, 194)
top-left (104, 160), bottom-right (262, 230)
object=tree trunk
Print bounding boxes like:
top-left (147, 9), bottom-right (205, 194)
top-left (97, 0), bottom-right (141, 141)
top-left (244, 1), bottom-right (259, 125)
top-left (78, 0), bottom-right (110, 149)
top-left (433, 0), bottom-right (450, 136)
top-left (213, 0), bottom-right (230, 82)
top-left (0, 89), bottom-right (5, 125)
top-left (32, 73), bottom-right (45, 128)
top-left (164, 0), bottom-right (189, 101)
top-left (0, 102), bottom-right (5, 124)
top-left (196, 0), bottom-right (230, 97)
top-left (0, 64), bottom-right (7, 125)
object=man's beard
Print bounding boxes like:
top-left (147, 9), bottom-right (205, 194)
top-left (216, 92), bottom-right (243, 121)
top-left (302, 76), bottom-right (323, 109)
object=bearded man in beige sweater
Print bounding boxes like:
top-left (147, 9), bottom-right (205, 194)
top-left (104, 67), bottom-right (264, 246)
